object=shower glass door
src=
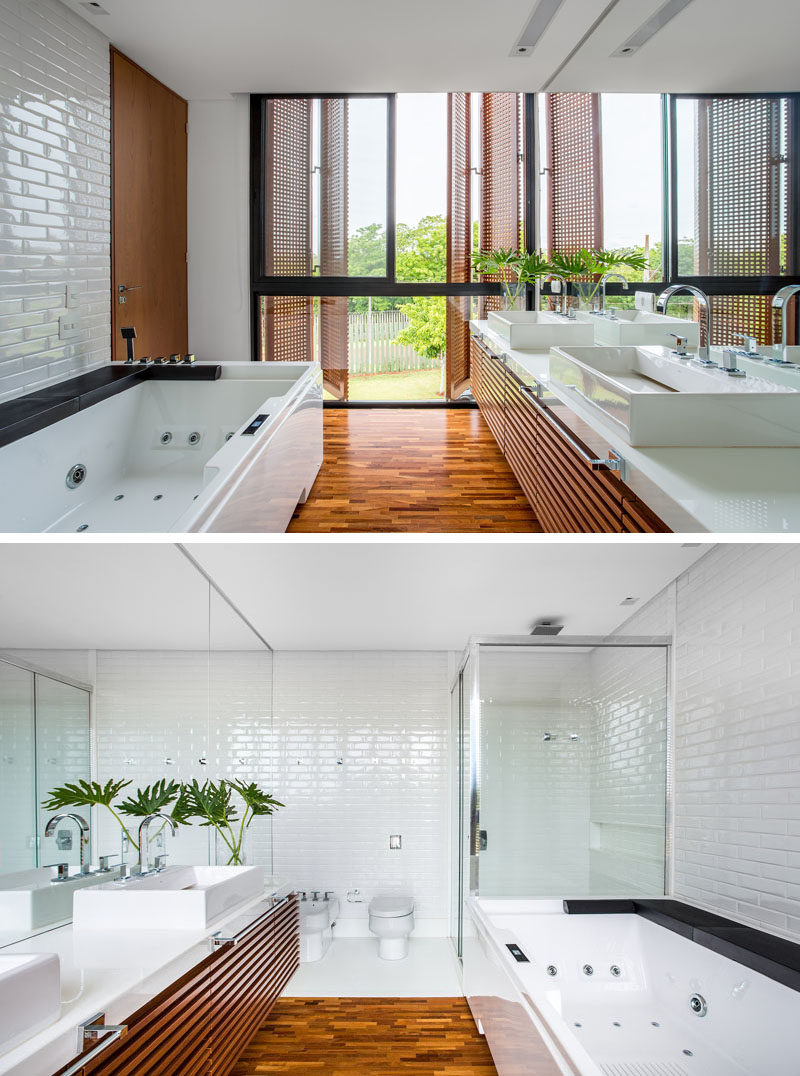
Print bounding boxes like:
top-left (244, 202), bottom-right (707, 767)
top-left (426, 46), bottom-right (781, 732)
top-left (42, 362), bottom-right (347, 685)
top-left (466, 636), bottom-right (670, 902)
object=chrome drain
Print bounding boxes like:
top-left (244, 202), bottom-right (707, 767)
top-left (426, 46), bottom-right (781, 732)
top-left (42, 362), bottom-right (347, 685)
top-left (66, 463), bottom-right (87, 489)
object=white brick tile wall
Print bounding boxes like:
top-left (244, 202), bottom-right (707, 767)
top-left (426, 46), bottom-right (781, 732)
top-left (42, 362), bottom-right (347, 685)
top-left (272, 651), bottom-right (450, 933)
top-left (0, 0), bottom-right (110, 400)
top-left (671, 544), bottom-right (800, 939)
top-left (94, 649), bottom-right (273, 870)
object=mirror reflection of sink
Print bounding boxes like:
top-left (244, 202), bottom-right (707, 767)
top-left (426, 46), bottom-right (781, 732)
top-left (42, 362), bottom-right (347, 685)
top-left (576, 309), bottom-right (701, 348)
top-left (0, 867), bottom-right (117, 931)
top-left (0, 952), bottom-right (60, 1053)
top-left (549, 345), bottom-right (800, 447)
top-left (487, 310), bottom-right (595, 349)
top-left (72, 865), bottom-right (263, 931)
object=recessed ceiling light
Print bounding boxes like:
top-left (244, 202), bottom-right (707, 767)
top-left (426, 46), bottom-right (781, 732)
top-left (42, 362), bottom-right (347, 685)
top-left (510, 0), bottom-right (565, 58)
top-left (619, 596), bottom-right (639, 606)
top-left (81, 1), bottom-right (109, 13)
top-left (611, 0), bottom-right (694, 58)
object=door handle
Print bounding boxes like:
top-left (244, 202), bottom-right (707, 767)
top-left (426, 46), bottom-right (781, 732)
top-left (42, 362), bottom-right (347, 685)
top-left (118, 284), bottom-right (144, 304)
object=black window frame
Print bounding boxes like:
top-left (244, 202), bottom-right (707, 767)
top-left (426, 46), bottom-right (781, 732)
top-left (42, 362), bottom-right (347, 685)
top-left (249, 92), bottom-right (509, 371)
top-left (662, 91), bottom-right (800, 297)
top-left (249, 91), bottom-right (800, 369)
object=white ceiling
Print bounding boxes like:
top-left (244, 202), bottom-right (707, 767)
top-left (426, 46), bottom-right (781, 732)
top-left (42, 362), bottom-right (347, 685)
top-left (0, 540), bottom-right (707, 652)
top-left (185, 539), bottom-right (709, 650)
top-left (0, 543), bottom-right (261, 651)
top-left (62, 0), bottom-right (800, 100)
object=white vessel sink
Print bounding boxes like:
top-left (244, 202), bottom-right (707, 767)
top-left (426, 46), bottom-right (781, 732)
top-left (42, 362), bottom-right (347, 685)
top-left (72, 865), bottom-right (263, 931)
top-left (576, 309), bottom-right (701, 348)
top-left (487, 310), bottom-right (594, 349)
top-left (0, 952), bottom-right (60, 1053)
top-left (0, 867), bottom-right (115, 931)
top-left (549, 345), bottom-right (800, 447)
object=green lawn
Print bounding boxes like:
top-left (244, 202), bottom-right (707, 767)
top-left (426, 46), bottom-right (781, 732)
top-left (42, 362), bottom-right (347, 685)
top-left (324, 367), bottom-right (444, 401)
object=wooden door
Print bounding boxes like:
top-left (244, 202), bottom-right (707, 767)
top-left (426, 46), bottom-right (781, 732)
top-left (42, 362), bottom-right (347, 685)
top-left (111, 48), bottom-right (187, 362)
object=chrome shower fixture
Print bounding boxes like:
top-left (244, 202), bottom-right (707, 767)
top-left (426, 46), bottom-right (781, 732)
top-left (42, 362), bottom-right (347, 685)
top-left (530, 619), bottom-right (564, 636)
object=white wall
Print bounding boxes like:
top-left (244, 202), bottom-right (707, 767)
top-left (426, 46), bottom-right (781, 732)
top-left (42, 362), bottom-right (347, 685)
top-left (272, 651), bottom-right (451, 936)
top-left (617, 544), bottom-right (800, 941)
top-left (0, 0), bottom-right (110, 401)
top-left (187, 96), bottom-right (250, 362)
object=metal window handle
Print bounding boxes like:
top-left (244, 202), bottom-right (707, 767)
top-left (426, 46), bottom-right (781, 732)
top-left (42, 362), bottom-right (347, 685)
top-left (519, 384), bottom-right (625, 474)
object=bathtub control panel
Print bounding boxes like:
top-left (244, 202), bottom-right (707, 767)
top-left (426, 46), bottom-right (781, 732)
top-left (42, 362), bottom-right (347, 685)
top-left (242, 413), bottom-right (269, 435)
top-left (505, 943), bottom-right (530, 963)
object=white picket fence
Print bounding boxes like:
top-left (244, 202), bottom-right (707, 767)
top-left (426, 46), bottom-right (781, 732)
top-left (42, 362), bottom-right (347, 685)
top-left (348, 310), bottom-right (441, 375)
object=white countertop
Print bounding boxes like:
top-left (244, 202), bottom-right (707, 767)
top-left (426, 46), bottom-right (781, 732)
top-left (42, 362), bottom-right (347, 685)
top-left (471, 321), bottom-right (800, 533)
top-left (0, 876), bottom-right (289, 1076)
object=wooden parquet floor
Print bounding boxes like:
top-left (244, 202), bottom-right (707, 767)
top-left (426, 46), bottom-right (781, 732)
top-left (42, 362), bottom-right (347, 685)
top-left (231, 997), bottom-right (499, 1075)
top-left (287, 408), bottom-right (541, 533)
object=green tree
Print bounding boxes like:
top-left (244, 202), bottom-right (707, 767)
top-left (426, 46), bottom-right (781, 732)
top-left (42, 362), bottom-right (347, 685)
top-left (396, 215), bottom-right (446, 283)
top-left (395, 295), bottom-right (446, 396)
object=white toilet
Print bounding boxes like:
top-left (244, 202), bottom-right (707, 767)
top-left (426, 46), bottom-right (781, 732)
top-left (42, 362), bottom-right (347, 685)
top-left (368, 891), bottom-right (415, 960)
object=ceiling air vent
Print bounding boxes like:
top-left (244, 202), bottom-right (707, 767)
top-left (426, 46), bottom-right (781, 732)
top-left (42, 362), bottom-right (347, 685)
top-left (611, 0), bottom-right (694, 57)
top-left (510, 0), bottom-right (565, 57)
top-left (530, 619), bottom-right (564, 636)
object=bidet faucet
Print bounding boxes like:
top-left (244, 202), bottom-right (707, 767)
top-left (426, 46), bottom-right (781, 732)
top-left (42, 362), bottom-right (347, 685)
top-left (656, 283), bottom-right (714, 361)
top-left (600, 273), bottom-right (629, 314)
top-left (771, 284), bottom-right (800, 358)
top-left (137, 812), bottom-right (177, 874)
top-left (44, 813), bottom-right (91, 876)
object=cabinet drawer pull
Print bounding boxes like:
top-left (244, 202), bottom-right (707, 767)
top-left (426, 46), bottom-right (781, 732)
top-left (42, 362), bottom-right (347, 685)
top-left (536, 395), bottom-right (624, 475)
top-left (471, 335), bottom-right (503, 362)
top-left (60, 1013), bottom-right (128, 1076)
top-left (208, 893), bottom-right (292, 951)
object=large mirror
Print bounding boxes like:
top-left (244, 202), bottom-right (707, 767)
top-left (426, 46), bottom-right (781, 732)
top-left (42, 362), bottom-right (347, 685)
top-left (0, 544), bottom-right (273, 948)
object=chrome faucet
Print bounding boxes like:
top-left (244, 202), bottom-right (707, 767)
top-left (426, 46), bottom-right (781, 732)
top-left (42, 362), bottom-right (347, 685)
top-left (600, 272), bottom-right (629, 315)
top-left (542, 274), bottom-right (569, 315)
top-left (137, 812), bottom-right (177, 874)
top-left (44, 813), bottom-right (91, 876)
top-left (771, 284), bottom-right (800, 359)
top-left (656, 283), bottom-right (714, 362)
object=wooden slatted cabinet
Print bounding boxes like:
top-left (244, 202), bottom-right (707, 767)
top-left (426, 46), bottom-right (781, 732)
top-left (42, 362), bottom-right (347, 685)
top-left (54, 894), bottom-right (299, 1076)
top-left (470, 336), bottom-right (671, 533)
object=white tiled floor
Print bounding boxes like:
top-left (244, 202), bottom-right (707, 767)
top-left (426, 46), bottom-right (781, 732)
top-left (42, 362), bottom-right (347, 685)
top-left (284, 938), bottom-right (463, 997)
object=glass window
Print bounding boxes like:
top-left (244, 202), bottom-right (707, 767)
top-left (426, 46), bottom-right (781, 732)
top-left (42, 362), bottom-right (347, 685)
top-left (675, 95), bottom-right (790, 277)
top-left (537, 92), bottom-right (663, 282)
top-left (263, 96), bottom-right (389, 279)
top-left (395, 94), bottom-right (447, 284)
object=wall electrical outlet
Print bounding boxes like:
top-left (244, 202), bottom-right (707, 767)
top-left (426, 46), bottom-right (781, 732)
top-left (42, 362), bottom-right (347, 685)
top-left (635, 290), bottom-right (655, 313)
top-left (59, 315), bottom-right (81, 340)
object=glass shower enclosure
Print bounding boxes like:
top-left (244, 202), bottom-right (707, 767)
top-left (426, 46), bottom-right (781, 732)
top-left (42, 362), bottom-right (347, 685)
top-left (450, 635), bottom-right (671, 958)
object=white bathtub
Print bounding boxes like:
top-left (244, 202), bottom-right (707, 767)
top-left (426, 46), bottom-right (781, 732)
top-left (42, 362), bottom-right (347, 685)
top-left (465, 897), bottom-right (800, 1076)
top-left (0, 362), bottom-right (322, 532)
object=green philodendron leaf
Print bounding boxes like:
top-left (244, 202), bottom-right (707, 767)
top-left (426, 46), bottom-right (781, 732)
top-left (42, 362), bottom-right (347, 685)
top-left (517, 250), bottom-right (554, 286)
top-left (117, 779), bottom-right (182, 818)
top-left (228, 780), bottom-right (284, 817)
top-left (178, 779), bottom-right (238, 827)
top-left (42, 778), bottom-right (131, 811)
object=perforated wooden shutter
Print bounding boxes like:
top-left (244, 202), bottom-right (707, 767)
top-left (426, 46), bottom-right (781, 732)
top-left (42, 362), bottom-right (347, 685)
top-left (479, 93), bottom-right (522, 314)
top-left (696, 97), bottom-right (788, 345)
top-left (544, 93), bottom-right (603, 255)
top-left (446, 92), bottom-right (472, 399)
top-left (262, 99), bottom-right (313, 361)
top-left (319, 98), bottom-right (349, 398)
